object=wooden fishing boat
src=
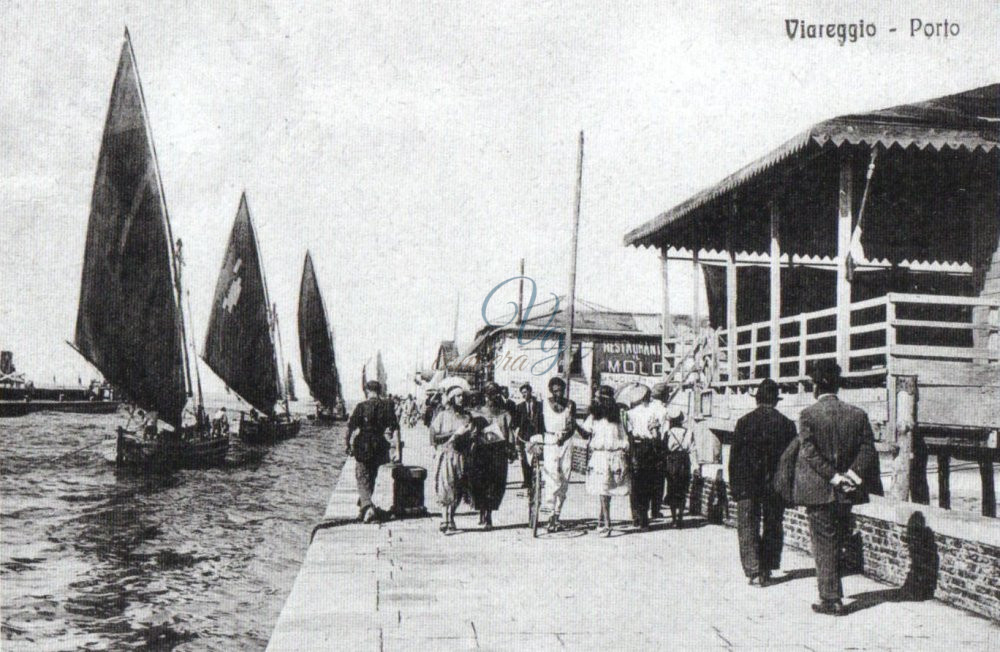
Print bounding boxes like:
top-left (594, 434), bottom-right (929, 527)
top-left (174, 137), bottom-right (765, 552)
top-left (298, 252), bottom-right (348, 424)
top-left (203, 193), bottom-right (302, 443)
top-left (72, 30), bottom-right (227, 469)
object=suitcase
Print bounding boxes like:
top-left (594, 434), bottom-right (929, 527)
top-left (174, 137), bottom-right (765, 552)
top-left (390, 464), bottom-right (428, 517)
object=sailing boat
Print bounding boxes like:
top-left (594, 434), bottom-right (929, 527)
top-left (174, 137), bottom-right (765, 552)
top-left (72, 30), bottom-right (228, 468)
top-left (297, 252), bottom-right (347, 423)
top-left (203, 193), bottom-right (302, 444)
top-left (361, 351), bottom-right (388, 395)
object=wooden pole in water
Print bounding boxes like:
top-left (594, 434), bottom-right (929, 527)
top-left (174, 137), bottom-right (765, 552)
top-left (563, 132), bottom-right (584, 392)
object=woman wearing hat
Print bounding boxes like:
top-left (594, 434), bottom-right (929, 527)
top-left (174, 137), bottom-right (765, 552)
top-left (467, 383), bottom-right (515, 530)
top-left (577, 385), bottom-right (631, 536)
top-left (429, 385), bottom-right (474, 532)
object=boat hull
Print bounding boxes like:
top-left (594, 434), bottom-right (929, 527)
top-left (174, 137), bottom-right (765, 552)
top-left (0, 400), bottom-right (122, 417)
top-left (238, 416), bottom-right (302, 444)
top-left (115, 428), bottom-right (229, 469)
top-left (306, 413), bottom-right (347, 426)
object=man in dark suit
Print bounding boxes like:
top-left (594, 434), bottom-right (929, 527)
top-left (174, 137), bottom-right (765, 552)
top-left (730, 378), bottom-right (798, 587)
top-left (346, 381), bottom-right (400, 523)
top-left (513, 383), bottom-right (545, 488)
top-left (793, 360), bottom-right (878, 615)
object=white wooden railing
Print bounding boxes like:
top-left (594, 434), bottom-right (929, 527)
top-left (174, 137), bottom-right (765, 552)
top-left (662, 293), bottom-right (1000, 387)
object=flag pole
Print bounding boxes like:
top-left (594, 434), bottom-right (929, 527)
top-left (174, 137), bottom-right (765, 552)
top-left (562, 132), bottom-right (585, 392)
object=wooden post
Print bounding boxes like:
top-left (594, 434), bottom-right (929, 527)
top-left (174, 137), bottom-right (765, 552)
top-left (981, 460), bottom-right (996, 518)
top-left (798, 314), bottom-right (808, 379)
top-left (661, 250), bottom-right (672, 377)
top-left (749, 326), bottom-right (758, 380)
top-left (836, 155), bottom-right (853, 372)
top-left (726, 249), bottom-right (738, 382)
top-left (770, 201), bottom-right (781, 380)
top-left (517, 258), bottom-right (525, 324)
top-left (889, 375), bottom-right (917, 501)
top-left (692, 249), bottom-right (702, 347)
top-left (725, 206), bottom-right (738, 383)
top-left (562, 131), bottom-right (584, 389)
top-left (937, 453), bottom-right (951, 510)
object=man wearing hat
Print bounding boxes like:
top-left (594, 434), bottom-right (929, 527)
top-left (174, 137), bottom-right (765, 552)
top-left (729, 378), bottom-right (798, 586)
top-left (346, 380), bottom-right (401, 523)
top-left (627, 387), bottom-right (663, 529)
top-left (793, 360), bottom-right (879, 615)
top-left (647, 382), bottom-right (672, 518)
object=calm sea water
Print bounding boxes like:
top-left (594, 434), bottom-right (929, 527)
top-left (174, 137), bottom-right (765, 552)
top-left (1, 401), bottom-right (347, 651)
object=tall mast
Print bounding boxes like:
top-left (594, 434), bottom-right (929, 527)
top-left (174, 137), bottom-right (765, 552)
top-left (562, 131), bottom-right (584, 389)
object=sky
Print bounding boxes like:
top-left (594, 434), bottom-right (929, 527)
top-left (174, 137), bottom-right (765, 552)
top-left (1, 1), bottom-right (997, 401)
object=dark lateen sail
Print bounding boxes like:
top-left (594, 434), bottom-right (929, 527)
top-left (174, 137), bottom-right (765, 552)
top-left (297, 252), bottom-right (340, 409)
top-left (285, 362), bottom-right (297, 402)
top-left (74, 31), bottom-right (189, 429)
top-left (203, 193), bottom-right (280, 414)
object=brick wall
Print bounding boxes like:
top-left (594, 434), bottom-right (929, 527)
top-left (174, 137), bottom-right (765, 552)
top-left (690, 476), bottom-right (1000, 622)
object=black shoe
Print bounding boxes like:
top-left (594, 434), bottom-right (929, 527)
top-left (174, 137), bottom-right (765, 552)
top-left (748, 575), bottom-right (761, 587)
top-left (811, 600), bottom-right (845, 616)
top-left (759, 571), bottom-right (772, 587)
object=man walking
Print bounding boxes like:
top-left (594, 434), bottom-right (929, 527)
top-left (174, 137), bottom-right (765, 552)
top-left (793, 360), bottom-right (878, 615)
top-left (729, 379), bottom-right (797, 586)
top-left (513, 383), bottom-right (545, 489)
top-left (647, 383), bottom-right (672, 518)
top-left (346, 380), bottom-right (400, 523)
top-left (627, 392), bottom-right (662, 529)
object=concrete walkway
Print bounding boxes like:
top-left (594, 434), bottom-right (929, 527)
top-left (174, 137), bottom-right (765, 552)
top-left (267, 428), bottom-right (998, 651)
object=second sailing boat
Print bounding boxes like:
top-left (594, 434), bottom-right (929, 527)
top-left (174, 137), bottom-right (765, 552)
top-left (203, 193), bottom-right (301, 444)
top-left (298, 252), bottom-right (347, 423)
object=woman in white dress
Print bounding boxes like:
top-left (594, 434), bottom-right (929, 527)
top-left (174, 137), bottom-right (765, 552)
top-left (429, 386), bottom-right (474, 532)
top-left (577, 385), bottom-right (631, 536)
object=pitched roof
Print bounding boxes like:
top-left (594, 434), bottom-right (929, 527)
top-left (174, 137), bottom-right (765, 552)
top-left (625, 83), bottom-right (1000, 248)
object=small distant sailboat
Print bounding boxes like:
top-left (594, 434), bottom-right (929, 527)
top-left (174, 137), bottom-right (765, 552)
top-left (285, 363), bottom-right (298, 402)
top-left (361, 350), bottom-right (388, 394)
top-left (71, 30), bottom-right (227, 468)
top-left (203, 193), bottom-right (301, 444)
top-left (297, 252), bottom-right (347, 423)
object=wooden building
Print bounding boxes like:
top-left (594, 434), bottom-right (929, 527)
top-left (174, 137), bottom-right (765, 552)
top-left (452, 297), bottom-right (662, 411)
top-left (625, 84), bottom-right (1000, 515)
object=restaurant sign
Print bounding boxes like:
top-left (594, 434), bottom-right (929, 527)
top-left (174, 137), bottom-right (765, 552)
top-left (593, 340), bottom-right (663, 378)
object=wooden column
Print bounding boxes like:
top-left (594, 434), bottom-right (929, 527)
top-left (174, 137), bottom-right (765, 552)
top-left (836, 155), bottom-right (853, 372)
top-left (692, 249), bottom-right (702, 353)
top-left (769, 201), bottom-right (781, 380)
top-left (981, 460), bottom-right (997, 518)
top-left (937, 453), bottom-right (951, 510)
top-left (661, 250), bottom-right (672, 377)
top-left (889, 375), bottom-right (917, 501)
top-left (726, 249), bottom-right (738, 382)
top-left (726, 206), bottom-right (738, 382)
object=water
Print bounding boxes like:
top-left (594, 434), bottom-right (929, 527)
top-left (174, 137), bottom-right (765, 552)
top-left (1, 404), bottom-right (347, 651)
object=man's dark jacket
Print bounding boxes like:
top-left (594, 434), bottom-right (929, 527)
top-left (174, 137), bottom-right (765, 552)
top-left (792, 395), bottom-right (880, 506)
top-left (347, 397), bottom-right (397, 464)
top-left (728, 405), bottom-right (798, 501)
top-left (513, 398), bottom-right (545, 442)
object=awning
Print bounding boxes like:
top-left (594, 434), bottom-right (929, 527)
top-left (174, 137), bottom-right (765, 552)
top-left (625, 83), bottom-right (1000, 248)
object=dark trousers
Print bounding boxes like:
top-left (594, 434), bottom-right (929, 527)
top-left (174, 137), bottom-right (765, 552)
top-left (630, 440), bottom-right (660, 526)
top-left (663, 452), bottom-right (691, 512)
top-left (651, 467), bottom-right (665, 516)
top-left (806, 503), bottom-right (854, 602)
top-left (516, 440), bottom-right (532, 488)
top-left (736, 495), bottom-right (785, 577)
top-left (355, 459), bottom-right (382, 516)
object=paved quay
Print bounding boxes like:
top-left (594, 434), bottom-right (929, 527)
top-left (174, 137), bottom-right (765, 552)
top-left (267, 427), bottom-right (999, 651)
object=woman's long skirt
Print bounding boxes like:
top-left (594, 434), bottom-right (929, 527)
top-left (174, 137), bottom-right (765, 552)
top-left (663, 451), bottom-right (691, 510)
top-left (434, 441), bottom-right (466, 507)
top-left (466, 440), bottom-right (509, 511)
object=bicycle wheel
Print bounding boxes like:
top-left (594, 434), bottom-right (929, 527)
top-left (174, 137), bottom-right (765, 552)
top-left (531, 460), bottom-right (543, 538)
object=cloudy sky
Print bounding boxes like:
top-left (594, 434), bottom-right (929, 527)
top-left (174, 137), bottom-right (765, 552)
top-left (1, 1), bottom-right (996, 400)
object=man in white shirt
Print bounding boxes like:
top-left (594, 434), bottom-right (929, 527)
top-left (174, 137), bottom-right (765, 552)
top-left (627, 392), bottom-right (663, 529)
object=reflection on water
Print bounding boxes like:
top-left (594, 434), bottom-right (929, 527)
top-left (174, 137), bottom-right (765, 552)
top-left (1, 408), bottom-right (346, 650)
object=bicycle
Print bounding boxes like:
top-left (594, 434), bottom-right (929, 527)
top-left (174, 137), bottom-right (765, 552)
top-left (526, 436), bottom-right (546, 537)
